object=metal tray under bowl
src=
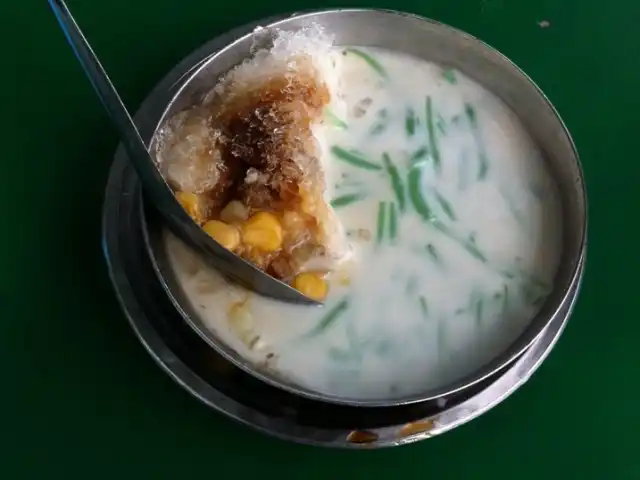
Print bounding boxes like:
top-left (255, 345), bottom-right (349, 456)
top-left (101, 11), bottom-right (585, 447)
top-left (102, 161), bottom-right (582, 448)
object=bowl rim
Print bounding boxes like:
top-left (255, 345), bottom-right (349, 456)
top-left (141, 7), bottom-right (587, 407)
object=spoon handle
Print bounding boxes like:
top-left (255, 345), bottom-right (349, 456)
top-left (47, 0), bottom-right (169, 202)
top-left (47, 0), bottom-right (319, 306)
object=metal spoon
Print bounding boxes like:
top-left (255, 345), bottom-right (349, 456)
top-left (47, 0), bottom-right (319, 306)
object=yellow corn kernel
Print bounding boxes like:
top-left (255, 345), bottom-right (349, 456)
top-left (176, 191), bottom-right (204, 224)
top-left (281, 210), bottom-right (312, 244)
top-left (220, 200), bottom-right (248, 224)
top-left (241, 212), bottom-right (283, 252)
top-left (291, 272), bottom-right (328, 301)
top-left (203, 220), bottom-right (240, 251)
top-left (300, 189), bottom-right (314, 215)
top-left (282, 210), bottom-right (306, 231)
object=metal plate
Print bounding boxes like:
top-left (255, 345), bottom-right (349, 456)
top-left (102, 157), bottom-right (583, 448)
top-left (101, 12), bottom-right (585, 447)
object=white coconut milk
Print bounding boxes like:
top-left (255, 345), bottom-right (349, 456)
top-left (163, 47), bottom-right (562, 400)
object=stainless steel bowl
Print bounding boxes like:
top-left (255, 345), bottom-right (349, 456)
top-left (142, 9), bottom-right (586, 408)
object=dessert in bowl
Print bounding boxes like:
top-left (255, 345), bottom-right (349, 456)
top-left (144, 9), bottom-right (586, 407)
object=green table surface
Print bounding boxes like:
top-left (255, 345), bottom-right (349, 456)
top-left (3, 0), bottom-right (637, 477)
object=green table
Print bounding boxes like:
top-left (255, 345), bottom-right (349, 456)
top-left (3, 0), bottom-right (636, 477)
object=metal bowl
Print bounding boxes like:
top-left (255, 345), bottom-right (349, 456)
top-left (141, 9), bottom-right (586, 407)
